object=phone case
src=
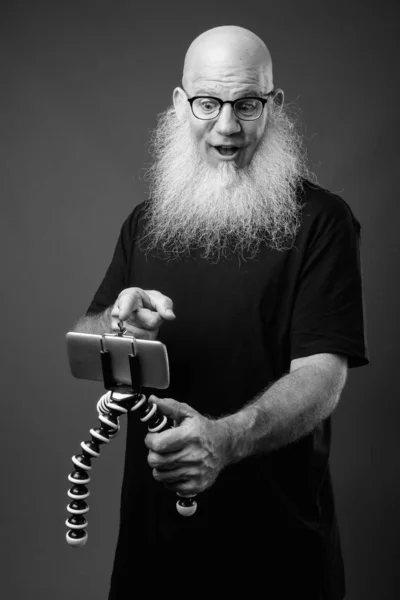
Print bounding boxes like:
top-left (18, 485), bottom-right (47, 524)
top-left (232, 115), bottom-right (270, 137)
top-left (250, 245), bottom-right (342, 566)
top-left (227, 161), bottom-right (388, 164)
top-left (66, 332), bottom-right (170, 389)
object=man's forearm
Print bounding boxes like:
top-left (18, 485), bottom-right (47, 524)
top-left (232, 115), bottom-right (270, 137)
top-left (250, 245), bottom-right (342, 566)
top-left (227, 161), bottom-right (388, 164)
top-left (73, 307), bottom-right (113, 334)
top-left (221, 363), bottom-right (346, 463)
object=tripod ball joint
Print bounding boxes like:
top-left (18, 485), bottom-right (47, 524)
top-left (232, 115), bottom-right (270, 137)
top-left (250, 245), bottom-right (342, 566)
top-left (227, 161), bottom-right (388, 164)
top-left (176, 495), bottom-right (198, 516)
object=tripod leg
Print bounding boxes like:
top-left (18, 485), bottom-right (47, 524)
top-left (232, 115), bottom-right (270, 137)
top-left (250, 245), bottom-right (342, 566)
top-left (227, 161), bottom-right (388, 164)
top-left (66, 390), bottom-right (198, 547)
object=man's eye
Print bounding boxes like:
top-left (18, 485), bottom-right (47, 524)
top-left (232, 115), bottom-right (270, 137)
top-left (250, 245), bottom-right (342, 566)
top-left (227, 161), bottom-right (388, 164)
top-left (236, 100), bottom-right (257, 113)
top-left (198, 99), bottom-right (219, 112)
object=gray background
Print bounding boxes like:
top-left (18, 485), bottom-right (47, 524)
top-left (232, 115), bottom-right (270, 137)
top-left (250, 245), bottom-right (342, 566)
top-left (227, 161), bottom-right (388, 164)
top-left (1, 1), bottom-right (399, 598)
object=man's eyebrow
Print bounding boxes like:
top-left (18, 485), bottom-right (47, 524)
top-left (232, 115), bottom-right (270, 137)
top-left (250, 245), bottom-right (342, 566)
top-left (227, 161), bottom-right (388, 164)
top-left (193, 89), bottom-right (264, 97)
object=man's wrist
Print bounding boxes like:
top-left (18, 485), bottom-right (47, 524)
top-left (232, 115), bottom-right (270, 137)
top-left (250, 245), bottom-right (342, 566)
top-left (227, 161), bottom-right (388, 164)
top-left (106, 306), bottom-right (114, 330)
top-left (218, 406), bottom-right (259, 465)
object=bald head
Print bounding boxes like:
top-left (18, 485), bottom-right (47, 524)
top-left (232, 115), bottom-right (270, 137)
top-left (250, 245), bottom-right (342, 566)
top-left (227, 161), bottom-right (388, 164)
top-left (182, 26), bottom-right (273, 94)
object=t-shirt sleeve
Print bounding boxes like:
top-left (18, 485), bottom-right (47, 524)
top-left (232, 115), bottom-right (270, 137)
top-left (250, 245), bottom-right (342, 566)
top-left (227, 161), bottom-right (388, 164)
top-left (290, 197), bottom-right (369, 369)
top-left (85, 208), bottom-right (139, 315)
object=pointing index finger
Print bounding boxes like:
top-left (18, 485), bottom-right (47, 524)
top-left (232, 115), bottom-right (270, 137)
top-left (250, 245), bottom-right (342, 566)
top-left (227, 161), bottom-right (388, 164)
top-left (117, 288), bottom-right (152, 321)
top-left (116, 288), bottom-right (175, 322)
top-left (145, 290), bottom-right (176, 320)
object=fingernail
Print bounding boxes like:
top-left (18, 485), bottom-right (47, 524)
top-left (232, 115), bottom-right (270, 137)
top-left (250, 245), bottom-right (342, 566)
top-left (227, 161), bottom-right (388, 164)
top-left (166, 309), bottom-right (175, 317)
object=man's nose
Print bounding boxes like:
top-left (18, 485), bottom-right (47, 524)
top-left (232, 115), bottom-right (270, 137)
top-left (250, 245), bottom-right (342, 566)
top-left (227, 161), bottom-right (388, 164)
top-left (214, 104), bottom-right (241, 135)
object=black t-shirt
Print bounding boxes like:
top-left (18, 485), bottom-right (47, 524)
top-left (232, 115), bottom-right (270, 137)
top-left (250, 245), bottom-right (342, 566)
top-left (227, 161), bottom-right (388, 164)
top-left (87, 181), bottom-right (369, 599)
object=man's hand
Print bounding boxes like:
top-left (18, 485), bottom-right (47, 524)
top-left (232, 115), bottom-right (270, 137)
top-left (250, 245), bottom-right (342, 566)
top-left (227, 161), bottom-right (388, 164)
top-left (145, 397), bottom-right (231, 497)
top-left (111, 288), bottom-right (175, 340)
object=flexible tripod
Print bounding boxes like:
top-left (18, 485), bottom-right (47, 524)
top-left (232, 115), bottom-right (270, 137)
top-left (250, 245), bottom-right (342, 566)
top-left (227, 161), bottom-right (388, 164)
top-left (65, 328), bottom-right (197, 547)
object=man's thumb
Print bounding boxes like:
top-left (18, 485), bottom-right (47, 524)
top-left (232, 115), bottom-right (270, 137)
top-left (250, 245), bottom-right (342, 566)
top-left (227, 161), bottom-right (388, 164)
top-left (149, 396), bottom-right (191, 421)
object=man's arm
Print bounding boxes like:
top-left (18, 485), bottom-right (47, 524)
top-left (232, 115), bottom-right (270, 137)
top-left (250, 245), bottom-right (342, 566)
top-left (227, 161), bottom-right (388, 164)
top-left (221, 353), bottom-right (348, 462)
top-left (73, 307), bottom-right (113, 334)
top-left (145, 353), bottom-right (348, 496)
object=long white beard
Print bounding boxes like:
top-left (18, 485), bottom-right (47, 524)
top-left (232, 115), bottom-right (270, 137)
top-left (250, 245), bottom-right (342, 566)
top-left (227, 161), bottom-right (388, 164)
top-left (139, 104), bottom-right (313, 263)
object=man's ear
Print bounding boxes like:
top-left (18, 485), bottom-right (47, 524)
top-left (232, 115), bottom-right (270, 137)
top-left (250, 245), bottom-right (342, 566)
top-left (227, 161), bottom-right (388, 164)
top-left (272, 88), bottom-right (284, 108)
top-left (173, 87), bottom-right (187, 120)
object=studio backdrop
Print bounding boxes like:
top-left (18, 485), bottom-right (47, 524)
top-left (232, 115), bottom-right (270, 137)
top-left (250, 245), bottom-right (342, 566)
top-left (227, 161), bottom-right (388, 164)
top-left (1, 1), bottom-right (399, 599)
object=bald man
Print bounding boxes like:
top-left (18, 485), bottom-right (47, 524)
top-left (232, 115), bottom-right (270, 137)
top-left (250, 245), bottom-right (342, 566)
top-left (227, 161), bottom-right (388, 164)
top-left (75, 26), bottom-right (368, 600)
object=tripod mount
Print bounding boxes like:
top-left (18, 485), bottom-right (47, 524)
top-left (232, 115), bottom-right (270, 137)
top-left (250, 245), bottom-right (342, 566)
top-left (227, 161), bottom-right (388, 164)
top-left (65, 328), bottom-right (197, 547)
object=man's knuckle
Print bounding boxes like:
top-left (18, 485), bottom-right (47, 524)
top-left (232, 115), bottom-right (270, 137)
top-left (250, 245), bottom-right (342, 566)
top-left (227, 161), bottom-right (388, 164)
top-left (147, 454), bottom-right (157, 468)
top-left (152, 439), bottom-right (163, 453)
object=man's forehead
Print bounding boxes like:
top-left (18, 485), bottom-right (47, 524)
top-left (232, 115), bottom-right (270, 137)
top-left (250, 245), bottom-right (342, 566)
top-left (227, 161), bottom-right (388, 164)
top-left (182, 27), bottom-right (273, 96)
top-left (189, 70), bottom-right (269, 97)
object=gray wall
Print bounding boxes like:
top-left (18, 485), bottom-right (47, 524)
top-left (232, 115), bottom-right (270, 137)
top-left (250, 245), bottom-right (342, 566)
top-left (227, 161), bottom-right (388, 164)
top-left (1, 1), bottom-right (399, 598)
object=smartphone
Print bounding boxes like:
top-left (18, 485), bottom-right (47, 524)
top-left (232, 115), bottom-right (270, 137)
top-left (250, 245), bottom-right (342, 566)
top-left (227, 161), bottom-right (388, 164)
top-left (66, 332), bottom-right (170, 389)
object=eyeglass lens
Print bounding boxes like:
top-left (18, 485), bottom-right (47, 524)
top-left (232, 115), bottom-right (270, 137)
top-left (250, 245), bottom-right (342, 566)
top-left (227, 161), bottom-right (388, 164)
top-left (192, 98), bottom-right (263, 120)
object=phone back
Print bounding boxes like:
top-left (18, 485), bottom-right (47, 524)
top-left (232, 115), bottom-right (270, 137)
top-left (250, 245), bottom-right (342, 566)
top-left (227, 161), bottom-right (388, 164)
top-left (66, 332), bottom-right (170, 389)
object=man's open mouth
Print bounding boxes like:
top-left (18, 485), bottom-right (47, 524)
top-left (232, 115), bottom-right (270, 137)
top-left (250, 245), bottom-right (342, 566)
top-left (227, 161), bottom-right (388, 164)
top-left (214, 146), bottom-right (240, 156)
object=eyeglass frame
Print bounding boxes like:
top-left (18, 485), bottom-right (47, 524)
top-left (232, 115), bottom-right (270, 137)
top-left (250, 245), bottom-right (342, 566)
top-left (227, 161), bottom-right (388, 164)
top-left (184, 89), bottom-right (276, 121)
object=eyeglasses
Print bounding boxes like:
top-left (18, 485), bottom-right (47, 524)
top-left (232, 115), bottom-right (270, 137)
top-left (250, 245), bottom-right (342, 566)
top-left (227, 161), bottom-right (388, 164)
top-left (186, 90), bottom-right (275, 121)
